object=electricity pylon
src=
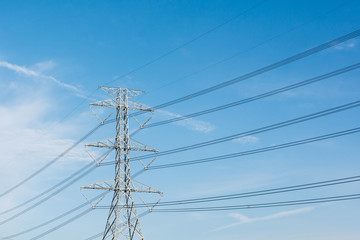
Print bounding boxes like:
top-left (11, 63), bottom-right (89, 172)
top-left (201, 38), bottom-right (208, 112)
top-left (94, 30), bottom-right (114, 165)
top-left (81, 87), bottom-right (162, 240)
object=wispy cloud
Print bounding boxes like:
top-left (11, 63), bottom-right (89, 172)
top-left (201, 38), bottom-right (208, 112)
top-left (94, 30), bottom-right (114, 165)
top-left (232, 135), bottom-right (259, 144)
top-left (0, 79), bottom-right (94, 209)
top-left (213, 206), bottom-right (315, 232)
top-left (157, 109), bottom-right (215, 133)
top-left (334, 40), bottom-right (357, 50)
top-left (0, 61), bottom-right (79, 92)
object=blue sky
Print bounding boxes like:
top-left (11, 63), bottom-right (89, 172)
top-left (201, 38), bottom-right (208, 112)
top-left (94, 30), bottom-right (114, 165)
top-left (0, 0), bottom-right (359, 239)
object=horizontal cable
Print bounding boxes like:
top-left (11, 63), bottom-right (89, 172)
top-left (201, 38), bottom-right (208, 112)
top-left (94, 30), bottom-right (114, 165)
top-left (95, 174), bottom-right (360, 209)
top-left (59, 0), bottom-right (269, 122)
top-left (144, 63), bottom-right (360, 128)
top-left (0, 162), bottom-right (94, 216)
top-left (0, 149), bottom-right (114, 227)
top-left (4, 193), bottom-right (107, 239)
top-left (148, 127), bottom-right (360, 169)
top-left (3, 27), bottom-right (359, 202)
top-left (142, 0), bottom-right (356, 97)
top-left (29, 210), bottom-right (151, 240)
top-left (0, 123), bottom-right (102, 199)
top-left (0, 165), bottom-right (97, 226)
top-left (134, 28), bottom-right (360, 113)
top-left (28, 208), bottom-right (94, 240)
top-left (153, 193), bottom-right (360, 212)
top-left (1, 163), bottom-right (143, 238)
top-left (105, 0), bottom-right (269, 86)
top-left (101, 100), bottom-right (360, 166)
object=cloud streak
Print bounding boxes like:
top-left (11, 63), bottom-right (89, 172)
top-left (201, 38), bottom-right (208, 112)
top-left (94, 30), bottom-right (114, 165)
top-left (334, 40), bottom-right (357, 50)
top-left (213, 206), bottom-right (315, 232)
top-left (0, 61), bottom-right (79, 92)
top-left (157, 109), bottom-right (215, 133)
top-left (232, 135), bottom-right (259, 144)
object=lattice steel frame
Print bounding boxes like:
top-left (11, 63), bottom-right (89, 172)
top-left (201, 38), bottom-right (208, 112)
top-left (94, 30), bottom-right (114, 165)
top-left (81, 87), bottom-right (161, 240)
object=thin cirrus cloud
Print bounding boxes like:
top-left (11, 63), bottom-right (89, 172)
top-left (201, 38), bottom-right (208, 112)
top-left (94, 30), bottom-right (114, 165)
top-left (334, 40), bottom-right (357, 50)
top-left (156, 109), bottom-right (216, 133)
top-left (212, 206), bottom-right (315, 232)
top-left (232, 135), bottom-right (259, 144)
top-left (0, 60), bottom-right (80, 93)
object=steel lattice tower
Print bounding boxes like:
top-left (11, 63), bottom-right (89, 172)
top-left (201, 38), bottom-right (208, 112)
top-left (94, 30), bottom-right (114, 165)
top-left (81, 87), bottom-right (161, 240)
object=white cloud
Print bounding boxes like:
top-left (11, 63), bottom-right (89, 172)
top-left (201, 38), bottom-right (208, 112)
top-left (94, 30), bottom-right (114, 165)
top-left (0, 88), bottom-right (92, 210)
top-left (157, 109), bottom-right (215, 133)
top-left (334, 40), bottom-right (357, 50)
top-left (0, 61), bottom-right (39, 77)
top-left (213, 206), bottom-right (315, 232)
top-left (232, 135), bottom-right (259, 144)
top-left (0, 96), bottom-right (89, 175)
top-left (0, 60), bottom-right (79, 92)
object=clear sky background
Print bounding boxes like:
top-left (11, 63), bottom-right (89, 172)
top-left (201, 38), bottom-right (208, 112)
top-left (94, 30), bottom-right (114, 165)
top-left (0, 0), bottom-right (359, 239)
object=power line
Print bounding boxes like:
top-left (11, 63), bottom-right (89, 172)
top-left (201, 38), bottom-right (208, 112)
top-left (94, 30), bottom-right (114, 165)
top-left (143, 63), bottom-right (360, 129)
top-left (137, 100), bottom-right (360, 160)
top-left (101, 100), bottom-right (360, 165)
top-left (1, 29), bottom-right (358, 228)
top-left (95, 175), bottom-right (360, 209)
top-left (104, 0), bottom-right (269, 86)
top-left (4, 193), bottom-right (107, 239)
top-left (28, 208), bottom-right (94, 240)
top-left (61, 0), bottom-right (355, 124)
top-left (8, 174), bottom-right (359, 238)
top-left (6, 62), bottom-right (354, 217)
top-left (59, 0), bottom-right (269, 123)
top-left (152, 193), bottom-right (360, 212)
top-left (41, 175), bottom-right (360, 239)
top-left (0, 162), bottom-right (94, 216)
top-left (4, 93), bottom-right (356, 224)
top-left (141, 29), bottom-right (360, 112)
top-left (0, 123), bottom-right (103, 200)
top-left (28, 210), bottom-right (151, 240)
top-left (2, 162), bottom-right (141, 239)
top-left (0, 162), bottom-right (99, 226)
top-left (142, 0), bottom-right (357, 96)
top-left (146, 127), bottom-right (360, 170)
top-left (3, 29), bottom-right (359, 200)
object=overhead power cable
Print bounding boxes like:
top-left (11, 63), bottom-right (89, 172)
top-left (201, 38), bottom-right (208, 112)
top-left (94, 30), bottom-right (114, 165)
top-left (152, 193), bottom-right (360, 212)
top-left (3, 29), bottom-right (359, 201)
top-left (12, 63), bottom-right (353, 216)
top-left (136, 100), bottom-right (360, 160)
top-left (143, 63), bottom-right (360, 129)
top-left (143, 0), bottom-right (357, 96)
top-left (94, 174), bottom-right (360, 209)
top-left (60, 0), bottom-right (268, 122)
top-left (34, 174), bottom-right (360, 240)
top-left (4, 193), bottom-right (107, 239)
top-left (28, 208), bottom-right (94, 240)
top-left (7, 173), bottom-right (360, 237)
top-left (0, 162), bottom-right (94, 216)
top-left (29, 210), bottom-right (151, 240)
top-left (105, 0), bottom-right (269, 86)
top-left (69, 0), bottom-right (356, 122)
top-left (137, 28), bottom-right (360, 112)
top-left (0, 123), bottom-right (102, 200)
top-left (0, 156), bottom-right (104, 226)
top-left (6, 95), bottom-right (355, 224)
top-left (101, 100), bottom-right (360, 165)
top-left (146, 127), bottom-right (360, 170)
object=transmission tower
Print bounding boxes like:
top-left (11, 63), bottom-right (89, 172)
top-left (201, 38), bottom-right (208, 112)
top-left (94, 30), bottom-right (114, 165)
top-left (81, 87), bottom-right (162, 240)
